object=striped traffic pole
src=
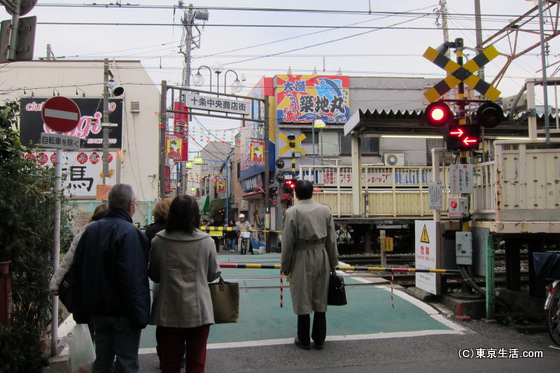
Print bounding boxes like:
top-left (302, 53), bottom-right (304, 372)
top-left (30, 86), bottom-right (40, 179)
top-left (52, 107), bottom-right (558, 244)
top-left (218, 263), bottom-right (460, 274)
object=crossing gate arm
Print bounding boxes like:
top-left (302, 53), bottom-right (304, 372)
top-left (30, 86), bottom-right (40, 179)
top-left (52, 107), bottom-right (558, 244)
top-left (217, 263), bottom-right (460, 274)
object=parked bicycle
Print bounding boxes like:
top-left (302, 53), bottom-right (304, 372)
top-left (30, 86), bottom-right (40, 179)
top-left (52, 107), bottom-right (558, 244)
top-left (533, 252), bottom-right (560, 346)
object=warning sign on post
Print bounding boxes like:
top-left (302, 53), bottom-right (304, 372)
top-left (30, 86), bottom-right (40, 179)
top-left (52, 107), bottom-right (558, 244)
top-left (415, 220), bottom-right (440, 295)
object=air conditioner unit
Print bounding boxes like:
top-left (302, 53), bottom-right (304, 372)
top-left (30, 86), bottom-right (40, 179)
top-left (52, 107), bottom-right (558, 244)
top-left (383, 153), bottom-right (405, 166)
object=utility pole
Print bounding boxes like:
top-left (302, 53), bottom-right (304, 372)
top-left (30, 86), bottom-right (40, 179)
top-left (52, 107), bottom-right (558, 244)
top-left (474, 0), bottom-right (484, 81)
top-left (439, 0), bottom-right (450, 58)
top-left (102, 58), bottom-right (110, 185)
top-left (176, 5), bottom-right (195, 196)
top-left (178, 3), bottom-right (207, 195)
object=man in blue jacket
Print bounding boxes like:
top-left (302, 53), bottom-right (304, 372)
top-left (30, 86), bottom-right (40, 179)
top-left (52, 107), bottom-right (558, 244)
top-left (72, 184), bottom-right (150, 373)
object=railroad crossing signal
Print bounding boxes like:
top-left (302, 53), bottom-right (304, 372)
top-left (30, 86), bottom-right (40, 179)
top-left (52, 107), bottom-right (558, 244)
top-left (447, 123), bottom-right (480, 151)
top-left (423, 44), bottom-right (501, 103)
top-left (279, 132), bottom-right (306, 155)
top-left (424, 101), bottom-right (454, 127)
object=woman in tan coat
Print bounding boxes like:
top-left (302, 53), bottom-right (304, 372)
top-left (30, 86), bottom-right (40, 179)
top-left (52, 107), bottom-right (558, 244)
top-left (149, 195), bottom-right (221, 372)
top-left (281, 180), bottom-right (339, 350)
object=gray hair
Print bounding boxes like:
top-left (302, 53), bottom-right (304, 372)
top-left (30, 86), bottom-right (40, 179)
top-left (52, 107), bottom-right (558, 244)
top-left (108, 184), bottom-right (135, 211)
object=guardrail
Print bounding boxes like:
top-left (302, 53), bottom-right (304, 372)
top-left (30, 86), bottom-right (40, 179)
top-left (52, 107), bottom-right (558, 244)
top-left (298, 164), bottom-right (454, 218)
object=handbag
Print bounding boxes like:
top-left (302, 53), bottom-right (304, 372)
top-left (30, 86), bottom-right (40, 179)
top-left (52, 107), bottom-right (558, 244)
top-left (58, 267), bottom-right (74, 312)
top-left (327, 271), bottom-right (347, 306)
top-left (209, 276), bottom-right (239, 324)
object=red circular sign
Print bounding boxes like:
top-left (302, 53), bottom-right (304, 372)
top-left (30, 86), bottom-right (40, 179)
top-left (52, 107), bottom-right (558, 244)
top-left (41, 97), bottom-right (81, 133)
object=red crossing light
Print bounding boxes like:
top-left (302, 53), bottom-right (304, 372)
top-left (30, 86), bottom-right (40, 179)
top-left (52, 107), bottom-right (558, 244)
top-left (284, 179), bottom-right (296, 189)
top-left (447, 124), bottom-right (480, 151)
top-left (425, 101), bottom-right (453, 127)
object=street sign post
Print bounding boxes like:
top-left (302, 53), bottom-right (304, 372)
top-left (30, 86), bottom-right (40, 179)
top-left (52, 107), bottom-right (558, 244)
top-left (41, 96), bottom-right (81, 133)
top-left (39, 96), bottom-right (81, 356)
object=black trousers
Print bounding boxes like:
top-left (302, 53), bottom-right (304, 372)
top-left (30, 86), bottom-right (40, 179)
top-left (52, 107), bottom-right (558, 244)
top-left (297, 312), bottom-right (326, 345)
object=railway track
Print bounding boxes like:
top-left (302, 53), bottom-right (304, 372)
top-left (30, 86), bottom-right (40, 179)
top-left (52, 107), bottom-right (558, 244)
top-left (338, 252), bottom-right (530, 289)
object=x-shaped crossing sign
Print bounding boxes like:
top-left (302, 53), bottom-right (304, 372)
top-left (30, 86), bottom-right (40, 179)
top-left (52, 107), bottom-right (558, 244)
top-left (423, 45), bottom-right (501, 103)
top-left (279, 132), bottom-right (306, 156)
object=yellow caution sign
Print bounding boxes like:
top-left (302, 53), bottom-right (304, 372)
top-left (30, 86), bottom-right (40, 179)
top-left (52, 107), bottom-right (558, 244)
top-left (423, 44), bottom-right (501, 102)
top-left (420, 225), bottom-right (430, 243)
top-left (381, 237), bottom-right (394, 252)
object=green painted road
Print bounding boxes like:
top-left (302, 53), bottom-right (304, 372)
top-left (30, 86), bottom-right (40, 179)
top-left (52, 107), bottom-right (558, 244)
top-left (138, 253), bottom-right (465, 353)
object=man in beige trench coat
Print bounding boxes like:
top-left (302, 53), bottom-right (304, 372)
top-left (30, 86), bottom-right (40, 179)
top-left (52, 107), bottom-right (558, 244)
top-left (281, 180), bottom-right (339, 350)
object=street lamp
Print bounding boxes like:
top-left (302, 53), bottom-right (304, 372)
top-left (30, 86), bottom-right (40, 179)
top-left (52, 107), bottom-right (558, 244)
top-left (193, 64), bottom-right (243, 94)
top-left (224, 69), bottom-right (243, 94)
top-left (193, 65), bottom-right (213, 91)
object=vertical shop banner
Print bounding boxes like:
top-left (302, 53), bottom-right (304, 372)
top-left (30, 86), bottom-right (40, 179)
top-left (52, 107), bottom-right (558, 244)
top-left (275, 75), bottom-right (350, 124)
top-left (249, 141), bottom-right (264, 163)
top-left (27, 151), bottom-right (117, 198)
top-left (166, 134), bottom-right (184, 160)
top-left (20, 98), bottom-right (123, 148)
top-left (215, 178), bottom-right (226, 193)
top-left (173, 102), bottom-right (189, 162)
top-left (240, 77), bottom-right (275, 182)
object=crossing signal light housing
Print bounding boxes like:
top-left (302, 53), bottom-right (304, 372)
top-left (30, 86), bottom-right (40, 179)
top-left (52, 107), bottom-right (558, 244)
top-left (447, 124), bottom-right (480, 151)
top-left (284, 178), bottom-right (296, 192)
top-left (425, 101), bottom-right (453, 127)
top-left (476, 102), bottom-right (503, 128)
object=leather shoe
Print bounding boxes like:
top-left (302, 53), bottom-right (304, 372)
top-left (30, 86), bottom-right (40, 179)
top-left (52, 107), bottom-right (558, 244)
top-left (314, 342), bottom-right (324, 350)
top-left (294, 337), bottom-right (311, 350)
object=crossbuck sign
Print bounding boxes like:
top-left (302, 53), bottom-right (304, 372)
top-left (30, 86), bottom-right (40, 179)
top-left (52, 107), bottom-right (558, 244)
top-left (423, 45), bottom-right (501, 103)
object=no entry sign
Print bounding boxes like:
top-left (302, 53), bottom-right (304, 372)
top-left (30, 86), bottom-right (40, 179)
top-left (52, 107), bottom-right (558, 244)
top-left (41, 97), bottom-right (81, 133)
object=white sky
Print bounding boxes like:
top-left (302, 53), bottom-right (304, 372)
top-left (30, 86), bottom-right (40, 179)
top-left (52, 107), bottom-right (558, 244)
top-left (1, 0), bottom-right (556, 150)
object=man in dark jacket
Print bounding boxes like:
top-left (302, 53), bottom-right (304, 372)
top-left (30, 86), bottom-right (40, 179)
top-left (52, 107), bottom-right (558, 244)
top-left (72, 184), bottom-right (150, 373)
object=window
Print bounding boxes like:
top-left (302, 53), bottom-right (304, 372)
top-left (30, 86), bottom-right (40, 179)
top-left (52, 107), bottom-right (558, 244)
top-left (341, 134), bottom-right (379, 154)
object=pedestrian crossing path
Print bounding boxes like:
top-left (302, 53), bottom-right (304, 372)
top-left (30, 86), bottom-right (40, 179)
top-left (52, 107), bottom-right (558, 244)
top-left (138, 253), bottom-right (466, 353)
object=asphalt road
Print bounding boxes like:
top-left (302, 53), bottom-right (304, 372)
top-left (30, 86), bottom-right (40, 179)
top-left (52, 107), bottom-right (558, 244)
top-left (45, 317), bottom-right (559, 373)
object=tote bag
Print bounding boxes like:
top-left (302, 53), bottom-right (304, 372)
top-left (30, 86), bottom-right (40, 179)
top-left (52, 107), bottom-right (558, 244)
top-left (327, 271), bottom-right (347, 306)
top-left (209, 276), bottom-right (239, 323)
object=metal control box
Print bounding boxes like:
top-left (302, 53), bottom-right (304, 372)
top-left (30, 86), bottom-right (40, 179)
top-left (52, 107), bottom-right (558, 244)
top-left (448, 197), bottom-right (469, 218)
top-left (455, 231), bottom-right (473, 265)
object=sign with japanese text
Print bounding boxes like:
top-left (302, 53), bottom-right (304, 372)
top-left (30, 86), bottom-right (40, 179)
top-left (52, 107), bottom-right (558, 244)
top-left (185, 93), bottom-right (250, 115)
top-left (172, 101), bottom-right (189, 162)
top-left (241, 174), bottom-right (263, 193)
top-left (39, 133), bottom-right (81, 150)
top-left (428, 181), bottom-right (443, 210)
top-left (449, 164), bottom-right (474, 194)
top-left (29, 150), bottom-right (117, 198)
top-left (275, 75), bottom-right (350, 124)
top-left (20, 97), bottom-right (123, 149)
top-left (415, 220), bottom-right (439, 295)
top-left (305, 168), bottom-right (432, 187)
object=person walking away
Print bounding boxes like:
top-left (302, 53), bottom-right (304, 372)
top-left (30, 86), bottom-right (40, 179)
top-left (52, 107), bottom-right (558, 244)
top-left (145, 198), bottom-right (173, 244)
top-left (50, 203), bottom-right (107, 339)
top-left (209, 218), bottom-right (220, 252)
top-left (235, 213), bottom-right (252, 254)
top-left (281, 180), bottom-right (339, 350)
top-left (49, 203), bottom-right (108, 297)
top-left (149, 194), bottom-right (221, 373)
top-left (71, 184), bottom-right (151, 373)
top-left (144, 198), bottom-right (175, 367)
top-left (226, 220), bottom-right (237, 252)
